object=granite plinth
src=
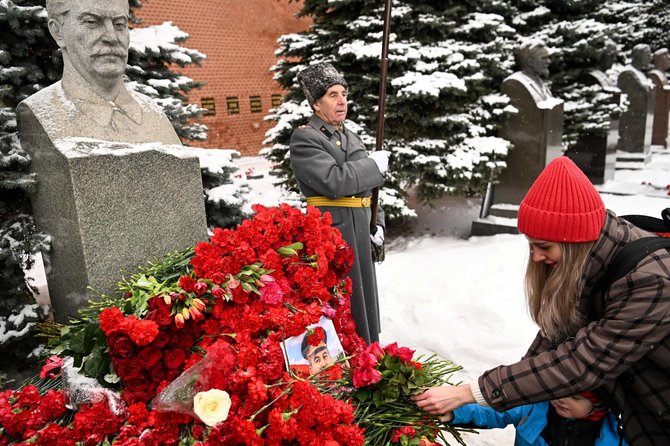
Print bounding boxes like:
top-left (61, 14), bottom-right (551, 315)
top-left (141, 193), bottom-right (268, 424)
top-left (617, 68), bottom-right (654, 161)
top-left (17, 112), bottom-right (208, 322)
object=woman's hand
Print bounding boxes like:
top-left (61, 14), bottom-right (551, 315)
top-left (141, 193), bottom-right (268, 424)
top-left (410, 384), bottom-right (475, 415)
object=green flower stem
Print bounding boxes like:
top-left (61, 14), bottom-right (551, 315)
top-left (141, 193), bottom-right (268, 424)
top-left (249, 385), bottom-right (294, 421)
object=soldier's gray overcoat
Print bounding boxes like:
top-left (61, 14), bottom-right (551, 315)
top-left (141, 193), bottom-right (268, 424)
top-left (289, 115), bottom-right (385, 344)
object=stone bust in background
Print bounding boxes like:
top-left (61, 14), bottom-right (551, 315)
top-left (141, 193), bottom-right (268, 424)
top-left (652, 48), bottom-right (670, 83)
top-left (508, 40), bottom-right (554, 103)
top-left (630, 44), bottom-right (652, 76)
top-left (17, 0), bottom-right (180, 145)
top-left (617, 43), bottom-right (654, 158)
top-left (585, 39), bottom-right (618, 88)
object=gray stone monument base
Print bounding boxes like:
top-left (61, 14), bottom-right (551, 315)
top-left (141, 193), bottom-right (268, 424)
top-left (471, 204), bottom-right (520, 237)
top-left (20, 120), bottom-right (207, 321)
top-left (615, 150), bottom-right (652, 170)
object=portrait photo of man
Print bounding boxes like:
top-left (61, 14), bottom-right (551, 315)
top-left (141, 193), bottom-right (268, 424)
top-left (281, 316), bottom-right (345, 378)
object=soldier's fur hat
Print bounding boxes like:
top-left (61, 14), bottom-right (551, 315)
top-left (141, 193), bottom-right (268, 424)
top-left (297, 63), bottom-right (348, 106)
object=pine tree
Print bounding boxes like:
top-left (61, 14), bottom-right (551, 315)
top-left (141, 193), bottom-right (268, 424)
top-left (266, 0), bottom-right (519, 228)
top-left (0, 0), bottom-right (57, 383)
top-left (127, 10), bottom-right (208, 141)
top-left (642, 0), bottom-right (670, 52)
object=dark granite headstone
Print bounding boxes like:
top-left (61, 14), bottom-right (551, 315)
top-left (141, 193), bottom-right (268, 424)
top-left (473, 40), bottom-right (563, 236)
top-left (493, 73), bottom-right (564, 205)
top-left (565, 69), bottom-right (619, 184)
top-left (617, 44), bottom-right (655, 163)
top-left (648, 48), bottom-right (670, 148)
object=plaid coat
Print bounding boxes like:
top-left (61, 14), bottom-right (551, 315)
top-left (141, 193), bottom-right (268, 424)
top-left (479, 210), bottom-right (670, 445)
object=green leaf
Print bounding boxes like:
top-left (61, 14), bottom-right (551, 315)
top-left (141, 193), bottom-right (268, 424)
top-left (356, 390), bottom-right (370, 402)
top-left (67, 327), bottom-right (87, 355)
top-left (135, 275), bottom-right (154, 289)
top-left (83, 348), bottom-right (109, 379)
top-left (123, 299), bottom-right (135, 314)
top-left (83, 322), bottom-right (102, 353)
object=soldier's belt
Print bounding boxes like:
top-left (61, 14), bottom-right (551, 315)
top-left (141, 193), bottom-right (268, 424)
top-left (306, 196), bottom-right (371, 208)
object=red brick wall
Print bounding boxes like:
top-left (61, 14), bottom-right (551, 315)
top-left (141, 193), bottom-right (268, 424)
top-left (137, 0), bottom-right (310, 155)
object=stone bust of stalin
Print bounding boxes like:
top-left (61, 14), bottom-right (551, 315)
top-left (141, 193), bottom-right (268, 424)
top-left (17, 0), bottom-right (180, 145)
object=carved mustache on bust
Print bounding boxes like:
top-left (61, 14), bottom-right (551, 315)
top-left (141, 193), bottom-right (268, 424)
top-left (92, 50), bottom-right (127, 58)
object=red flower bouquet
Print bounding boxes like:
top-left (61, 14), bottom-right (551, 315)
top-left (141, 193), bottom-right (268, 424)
top-left (2, 204), bottom-right (466, 445)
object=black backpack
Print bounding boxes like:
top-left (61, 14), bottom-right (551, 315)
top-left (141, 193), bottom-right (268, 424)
top-left (590, 208), bottom-right (670, 439)
top-left (596, 208), bottom-right (670, 291)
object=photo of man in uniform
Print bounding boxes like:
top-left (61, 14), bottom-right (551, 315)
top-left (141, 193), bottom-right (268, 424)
top-left (301, 327), bottom-right (333, 376)
top-left (281, 316), bottom-right (345, 378)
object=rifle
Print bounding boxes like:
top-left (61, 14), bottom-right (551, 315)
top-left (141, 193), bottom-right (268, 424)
top-left (370, 0), bottom-right (392, 262)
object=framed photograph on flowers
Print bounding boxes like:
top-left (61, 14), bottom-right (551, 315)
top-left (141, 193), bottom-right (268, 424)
top-left (281, 316), bottom-right (346, 378)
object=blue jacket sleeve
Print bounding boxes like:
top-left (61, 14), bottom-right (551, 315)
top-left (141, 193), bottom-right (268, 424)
top-left (452, 403), bottom-right (531, 429)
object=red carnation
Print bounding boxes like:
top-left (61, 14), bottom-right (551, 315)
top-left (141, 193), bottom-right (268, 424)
top-left (127, 319), bottom-right (159, 346)
top-left (178, 275), bottom-right (197, 292)
top-left (392, 426), bottom-right (418, 443)
top-left (100, 307), bottom-right (125, 335)
top-left (307, 327), bottom-right (326, 347)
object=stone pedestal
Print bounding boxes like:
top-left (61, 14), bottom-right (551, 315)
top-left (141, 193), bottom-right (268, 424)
top-left (565, 71), bottom-right (619, 184)
top-left (648, 69), bottom-right (670, 148)
top-left (472, 74), bottom-right (563, 236)
top-left (493, 75), bottom-right (564, 206)
top-left (617, 68), bottom-right (654, 163)
top-left (18, 112), bottom-right (208, 322)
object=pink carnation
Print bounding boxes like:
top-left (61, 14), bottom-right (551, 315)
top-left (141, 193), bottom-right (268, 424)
top-left (259, 281), bottom-right (283, 305)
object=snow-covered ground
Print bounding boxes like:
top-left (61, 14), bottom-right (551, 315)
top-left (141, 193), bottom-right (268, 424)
top-left (30, 148), bottom-right (670, 445)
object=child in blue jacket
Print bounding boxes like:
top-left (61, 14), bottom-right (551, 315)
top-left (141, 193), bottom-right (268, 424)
top-left (446, 391), bottom-right (628, 446)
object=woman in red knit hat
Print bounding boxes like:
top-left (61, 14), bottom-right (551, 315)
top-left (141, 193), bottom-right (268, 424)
top-left (412, 156), bottom-right (670, 445)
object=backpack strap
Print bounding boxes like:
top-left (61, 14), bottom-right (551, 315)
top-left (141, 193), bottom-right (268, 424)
top-left (620, 208), bottom-right (670, 234)
top-left (597, 237), bottom-right (670, 292)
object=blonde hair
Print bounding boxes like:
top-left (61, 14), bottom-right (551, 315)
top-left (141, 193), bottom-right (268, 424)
top-left (525, 240), bottom-right (595, 343)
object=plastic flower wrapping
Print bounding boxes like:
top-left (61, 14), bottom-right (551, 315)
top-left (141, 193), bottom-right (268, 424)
top-left (1, 204), bottom-right (467, 445)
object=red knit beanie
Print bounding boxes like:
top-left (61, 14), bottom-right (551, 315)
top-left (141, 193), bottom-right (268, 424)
top-left (517, 156), bottom-right (605, 242)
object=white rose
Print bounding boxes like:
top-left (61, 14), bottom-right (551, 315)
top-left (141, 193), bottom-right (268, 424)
top-left (193, 389), bottom-right (232, 427)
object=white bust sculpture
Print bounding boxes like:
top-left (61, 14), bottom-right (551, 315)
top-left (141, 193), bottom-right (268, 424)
top-left (506, 40), bottom-right (554, 103)
top-left (17, 0), bottom-right (180, 145)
